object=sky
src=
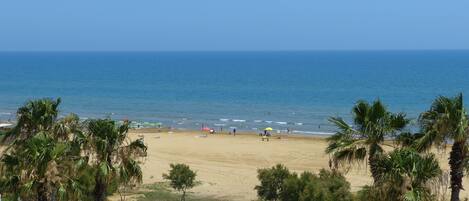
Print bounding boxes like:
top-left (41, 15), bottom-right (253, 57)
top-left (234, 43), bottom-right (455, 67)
top-left (1, 0), bottom-right (469, 51)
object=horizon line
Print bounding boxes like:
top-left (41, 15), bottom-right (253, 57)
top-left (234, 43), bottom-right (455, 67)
top-left (1, 48), bottom-right (469, 53)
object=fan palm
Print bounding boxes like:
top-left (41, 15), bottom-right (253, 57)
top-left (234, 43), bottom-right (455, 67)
top-left (395, 132), bottom-right (425, 148)
top-left (374, 148), bottom-right (441, 201)
top-left (84, 119), bottom-right (147, 201)
top-left (52, 113), bottom-right (81, 140)
top-left (415, 93), bottom-right (468, 201)
top-left (0, 98), bottom-right (91, 201)
top-left (0, 132), bottom-right (89, 201)
top-left (0, 154), bottom-right (22, 200)
top-left (326, 100), bottom-right (409, 182)
top-left (3, 98), bottom-right (61, 142)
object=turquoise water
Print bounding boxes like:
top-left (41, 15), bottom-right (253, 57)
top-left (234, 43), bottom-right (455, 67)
top-left (0, 51), bottom-right (468, 134)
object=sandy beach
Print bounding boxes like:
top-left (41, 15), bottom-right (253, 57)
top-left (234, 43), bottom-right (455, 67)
top-left (124, 129), bottom-right (469, 200)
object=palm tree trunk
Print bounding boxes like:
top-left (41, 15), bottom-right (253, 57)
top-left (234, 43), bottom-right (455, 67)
top-left (368, 155), bottom-right (380, 183)
top-left (368, 144), bottom-right (382, 183)
top-left (37, 183), bottom-right (48, 201)
top-left (181, 190), bottom-right (186, 201)
top-left (94, 176), bottom-right (107, 201)
top-left (450, 141), bottom-right (466, 201)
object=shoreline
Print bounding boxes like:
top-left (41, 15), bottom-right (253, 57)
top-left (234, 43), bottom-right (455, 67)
top-left (129, 127), bottom-right (334, 140)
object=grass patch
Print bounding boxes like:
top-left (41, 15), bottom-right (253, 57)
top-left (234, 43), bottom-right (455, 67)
top-left (136, 182), bottom-right (225, 201)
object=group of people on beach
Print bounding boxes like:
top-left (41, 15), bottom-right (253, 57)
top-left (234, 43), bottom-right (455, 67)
top-left (205, 126), bottom-right (237, 136)
top-left (199, 122), bottom-right (288, 142)
top-left (203, 125), bottom-right (273, 141)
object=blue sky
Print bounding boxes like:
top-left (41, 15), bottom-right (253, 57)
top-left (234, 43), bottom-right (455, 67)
top-left (1, 0), bottom-right (468, 51)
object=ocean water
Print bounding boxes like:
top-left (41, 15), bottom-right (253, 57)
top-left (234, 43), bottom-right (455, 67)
top-left (0, 51), bottom-right (469, 134)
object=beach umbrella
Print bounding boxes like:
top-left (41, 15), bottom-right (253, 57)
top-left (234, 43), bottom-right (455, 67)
top-left (264, 127), bottom-right (273, 131)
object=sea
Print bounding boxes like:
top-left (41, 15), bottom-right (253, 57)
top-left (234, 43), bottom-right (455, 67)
top-left (1, 51), bottom-right (469, 135)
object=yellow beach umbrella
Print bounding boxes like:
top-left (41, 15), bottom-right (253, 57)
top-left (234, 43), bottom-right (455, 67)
top-left (264, 127), bottom-right (273, 131)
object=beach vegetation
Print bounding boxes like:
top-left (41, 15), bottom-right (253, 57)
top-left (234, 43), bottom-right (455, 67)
top-left (367, 148), bottom-right (441, 201)
top-left (255, 164), bottom-right (352, 201)
top-left (326, 99), bottom-right (410, 182)
top-left (299, 169), bottom-right (353, 201)
top-left (0, 98), bottom-right (92, 201)
top-left (0, 98), bottom-right (147, 201)
top-left (163, 163), bottom-right (197, 201)
top-left (1, 98), bottom-right (61, 142)
top-left (395, 132), bottom-right (424, 148)
top-left (85, 119), bottom-right (147, 201)
top-left (255, 164), bottom-right (292, 201)
top-left (414, 93), bottom-right (468, 201)
top-left (136, 182), bottom-right (222, 201)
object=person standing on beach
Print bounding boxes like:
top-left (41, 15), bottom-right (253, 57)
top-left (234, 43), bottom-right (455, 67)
top-left (233, 128), bottom-right (236, 136)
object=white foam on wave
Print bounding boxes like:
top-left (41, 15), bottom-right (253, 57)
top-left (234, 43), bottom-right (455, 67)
top-left (0, 112), bottom-right (12, 115)
top-left (220, 118), bottom-right (230, 122)
top-left (276, 122), bottom-right (287, 125)
top-left (292, 130), bottom-right (334, 135)
top-left (232, 119), bottom-right (246, 122)
top-left (265, 121), bottom-right (273, 123)
top-left (295, 122), bottom-right (303, 125)
top-left (254, 120), bottom-right (262, 123)
top-left (214, 123), bottom-right (226, 126)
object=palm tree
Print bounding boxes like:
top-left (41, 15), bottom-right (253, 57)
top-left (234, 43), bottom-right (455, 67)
top-left (326, 100), bottom-right (409, 182)
top-left (3, 98), bottom-right (61, 142)
top-left (0, 154), bottom-right (22, 200)
top-left (52, 113), bottom-right (82, 141)
top-left (415, 93), bottom-right (468, 201)
top-left (0, 132), bottom-right (89, 201)
top-left (374, 148), bottom-right (441, 201)
top-left (1, 98), bottom-right (62, 201)
top-left (84, 119), bottom-right (147, 201)
top-left (395, 132), bottom-right (425, 148)
top-left (0, 98), bottom-right (91, 201)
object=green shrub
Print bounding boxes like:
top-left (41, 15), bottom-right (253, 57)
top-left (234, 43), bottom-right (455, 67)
top-left (255, 164), bottom-right (292, 201)
top-left (316, 169), bottom-right (353, 201)
top-left (137, 182), bottom-right (223, 201)
top-left (163, 163), bottom-right (197, 201)
top-left (255, 164), bottom-right (353, 201)
top-left (354, 185), bottom-right (385, 201)
top-left (279, 173), bottom-right (302, 201)
top-left (300, 181), bottom-right (328, 201)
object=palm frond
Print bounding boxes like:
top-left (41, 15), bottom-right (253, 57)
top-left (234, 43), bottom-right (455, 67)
top-left (328, 117), bottom-right (356, 135)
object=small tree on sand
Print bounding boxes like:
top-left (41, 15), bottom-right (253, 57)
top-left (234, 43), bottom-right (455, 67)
top-left (163, 163), bottom-right (197, 201)
top-left (255, 164), bottom-right (292, 201)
